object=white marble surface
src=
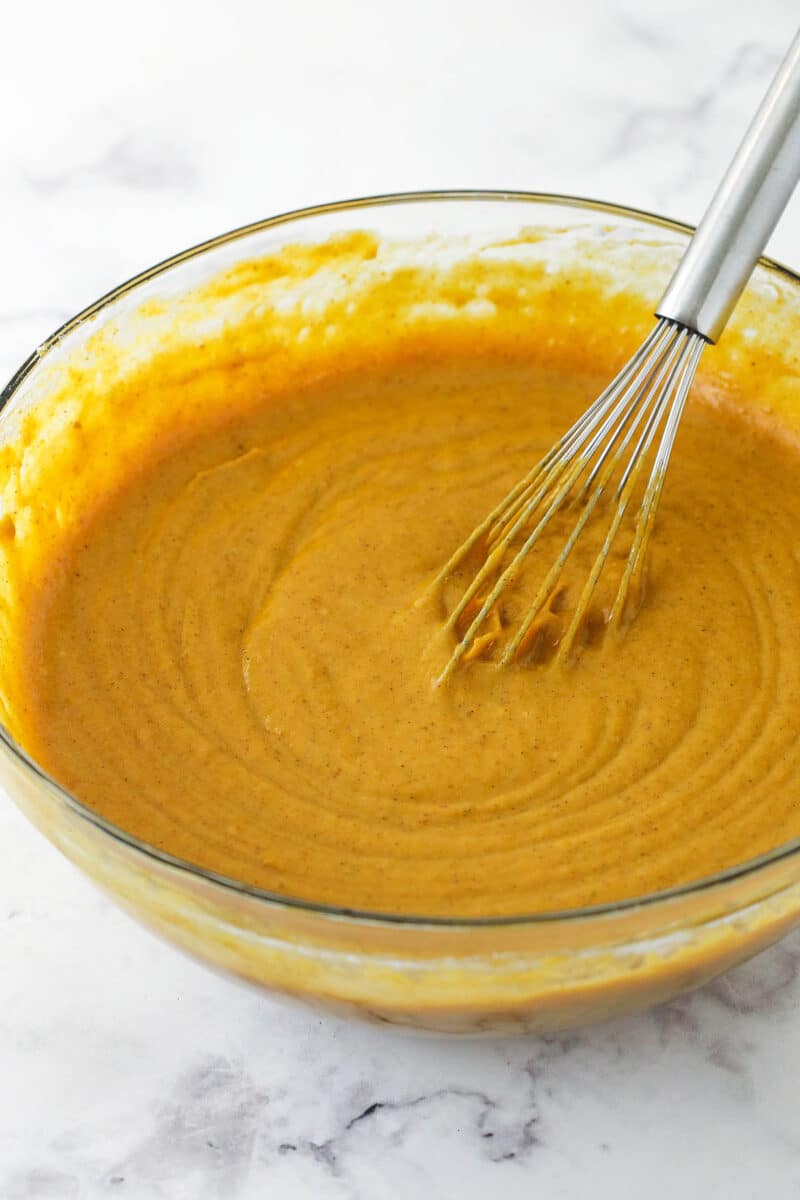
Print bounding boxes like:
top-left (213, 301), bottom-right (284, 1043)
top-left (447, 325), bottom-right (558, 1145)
top-left (2, 1), bottom-right (800, 1195)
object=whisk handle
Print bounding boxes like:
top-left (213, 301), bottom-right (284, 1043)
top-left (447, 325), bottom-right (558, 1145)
top-left (657, 26), bottom-right (800, 343)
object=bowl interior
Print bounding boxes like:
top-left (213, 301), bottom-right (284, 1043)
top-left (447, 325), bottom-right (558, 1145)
top-left (2, 191), bottom-right (800, 933)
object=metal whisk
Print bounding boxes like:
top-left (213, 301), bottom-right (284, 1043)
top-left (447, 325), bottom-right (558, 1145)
top-left (434, 27), bottom-right (800, 684)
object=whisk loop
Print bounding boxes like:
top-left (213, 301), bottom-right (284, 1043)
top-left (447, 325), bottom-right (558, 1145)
top-left (432, 319), bottom-right (706, 684)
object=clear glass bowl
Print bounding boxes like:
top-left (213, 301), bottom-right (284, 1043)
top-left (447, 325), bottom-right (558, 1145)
top-left (3, 191), bottom-right (800, 1036)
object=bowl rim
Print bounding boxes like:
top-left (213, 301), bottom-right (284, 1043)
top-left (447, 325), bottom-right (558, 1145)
top-left (4, 186), bottom-right (800, 931)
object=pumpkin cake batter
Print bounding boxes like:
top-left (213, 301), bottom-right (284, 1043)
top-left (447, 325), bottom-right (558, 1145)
top-left (7, 232), bottom-right (800, 917)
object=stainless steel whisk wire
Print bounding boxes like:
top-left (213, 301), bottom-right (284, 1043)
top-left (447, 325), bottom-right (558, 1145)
top-left (433, 27), bottom-right (800, 684)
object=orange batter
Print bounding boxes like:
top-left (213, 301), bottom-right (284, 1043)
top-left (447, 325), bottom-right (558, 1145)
top-left (6, 231), bottom-right (800, 916)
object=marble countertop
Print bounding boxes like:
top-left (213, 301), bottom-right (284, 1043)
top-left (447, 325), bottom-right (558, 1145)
top-left (3, 1), bottom-right (800, 1195)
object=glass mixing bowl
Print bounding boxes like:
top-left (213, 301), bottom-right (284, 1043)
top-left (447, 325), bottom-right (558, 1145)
top-left (3, 192), bottom-right (800, 1036)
